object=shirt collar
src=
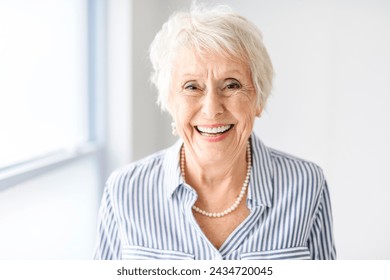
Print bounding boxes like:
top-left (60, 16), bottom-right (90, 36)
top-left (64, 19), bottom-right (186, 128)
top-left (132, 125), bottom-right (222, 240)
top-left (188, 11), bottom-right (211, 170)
top-left (162, 133), bottom-right (274, 207)
top-left (248, 133), bottom-right (274, 207)
top-left (163, 138), bottom-right (185, 199)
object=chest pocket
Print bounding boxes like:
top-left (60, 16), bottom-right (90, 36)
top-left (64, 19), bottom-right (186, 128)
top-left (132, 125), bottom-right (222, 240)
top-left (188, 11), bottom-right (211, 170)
top-left (241, 246), bottom-right (311, 260)
top-left (122, 245), bottom-right (194, 260)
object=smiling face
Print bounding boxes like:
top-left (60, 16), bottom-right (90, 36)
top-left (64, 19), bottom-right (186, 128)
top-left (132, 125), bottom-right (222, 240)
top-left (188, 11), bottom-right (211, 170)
top-left (168, 49), bottom-right (262, 164)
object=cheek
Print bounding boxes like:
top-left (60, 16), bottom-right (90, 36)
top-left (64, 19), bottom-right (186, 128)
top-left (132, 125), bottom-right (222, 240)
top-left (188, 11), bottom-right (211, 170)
top-left (225, 101), bottom-right (257, 134)
top-left (171, 97), bottom-right (197, 128)
top-left (168, 93), bottom-right (183, 117)
top-left (230, 96), bottom-right (258, 120)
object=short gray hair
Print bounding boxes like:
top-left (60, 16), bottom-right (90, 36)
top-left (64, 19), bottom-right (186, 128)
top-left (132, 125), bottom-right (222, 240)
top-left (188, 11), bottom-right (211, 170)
top-left (149, 5), bottom-right (274, 112)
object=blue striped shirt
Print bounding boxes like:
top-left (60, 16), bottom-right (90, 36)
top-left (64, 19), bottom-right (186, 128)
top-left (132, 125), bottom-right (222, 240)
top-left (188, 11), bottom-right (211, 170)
top-left (94, 133), bottom-right (336, 260)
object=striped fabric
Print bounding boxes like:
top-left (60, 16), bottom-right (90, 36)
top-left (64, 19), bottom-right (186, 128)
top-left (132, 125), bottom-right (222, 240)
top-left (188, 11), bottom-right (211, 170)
top-left (94, 133), bottom-right (336, 260)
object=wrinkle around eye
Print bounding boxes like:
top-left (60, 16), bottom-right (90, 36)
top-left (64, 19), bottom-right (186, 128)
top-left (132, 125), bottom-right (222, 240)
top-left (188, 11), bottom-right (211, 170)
top-left (176, 87), bottom-right (203, 96)
top-left (222, 83), bottom-right (255, 97)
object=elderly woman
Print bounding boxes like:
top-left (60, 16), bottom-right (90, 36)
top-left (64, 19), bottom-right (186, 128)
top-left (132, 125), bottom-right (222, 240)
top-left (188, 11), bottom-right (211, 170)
top-left (94, 5), bottom-right (336, 260)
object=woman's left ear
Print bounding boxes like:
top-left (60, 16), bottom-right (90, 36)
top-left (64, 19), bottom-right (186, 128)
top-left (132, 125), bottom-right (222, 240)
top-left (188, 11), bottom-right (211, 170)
top-left (256, 106), bottom-right (262, 117)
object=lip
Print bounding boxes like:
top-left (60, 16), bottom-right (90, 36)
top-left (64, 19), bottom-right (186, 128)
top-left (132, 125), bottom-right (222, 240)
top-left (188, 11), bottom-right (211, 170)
top-left (194, 124), bottom-right (234, 142)
top-left (195, 123), bottom-right (230, 128)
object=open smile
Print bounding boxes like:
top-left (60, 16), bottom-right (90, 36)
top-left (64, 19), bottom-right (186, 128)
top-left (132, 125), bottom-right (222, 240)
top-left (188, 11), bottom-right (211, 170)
top-left (195, 124), bottom-right (234, 137)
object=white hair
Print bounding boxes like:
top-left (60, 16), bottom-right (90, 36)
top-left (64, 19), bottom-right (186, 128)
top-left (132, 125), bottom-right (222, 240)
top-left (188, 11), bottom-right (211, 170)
top-left (149, 4), bottom-right (274, 112)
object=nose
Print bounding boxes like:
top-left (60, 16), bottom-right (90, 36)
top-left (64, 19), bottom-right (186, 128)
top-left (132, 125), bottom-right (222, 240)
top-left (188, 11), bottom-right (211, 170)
top-left (201, 88), bottom-right (224, 119)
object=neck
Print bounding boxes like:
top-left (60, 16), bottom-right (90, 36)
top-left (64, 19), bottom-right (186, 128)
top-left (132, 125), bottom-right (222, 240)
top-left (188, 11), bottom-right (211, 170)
top-left (181, 140), bottom-right (250, 190)
top-left (180, 140), bottom-right (252, 218)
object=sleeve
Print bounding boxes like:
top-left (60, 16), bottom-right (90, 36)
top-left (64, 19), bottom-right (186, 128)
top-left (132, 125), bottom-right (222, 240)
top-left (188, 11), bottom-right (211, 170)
top-left (93, 179), bottom-right (122, 260)
top-left (307, 180), bottom-right (337, 260)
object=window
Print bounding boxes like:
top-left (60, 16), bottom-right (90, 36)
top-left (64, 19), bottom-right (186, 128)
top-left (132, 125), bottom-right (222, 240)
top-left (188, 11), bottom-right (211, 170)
top-left (0, 0), bottom-right (103, 185)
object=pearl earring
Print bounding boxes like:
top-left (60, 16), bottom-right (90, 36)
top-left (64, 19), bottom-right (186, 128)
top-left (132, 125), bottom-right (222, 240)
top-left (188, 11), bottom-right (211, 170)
top-left (171, 122), bottom-right (177, 136)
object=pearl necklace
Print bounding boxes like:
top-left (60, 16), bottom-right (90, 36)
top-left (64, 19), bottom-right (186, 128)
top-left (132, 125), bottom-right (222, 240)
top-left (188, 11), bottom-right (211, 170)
top-left (180, 140), bottom-right (252, 218)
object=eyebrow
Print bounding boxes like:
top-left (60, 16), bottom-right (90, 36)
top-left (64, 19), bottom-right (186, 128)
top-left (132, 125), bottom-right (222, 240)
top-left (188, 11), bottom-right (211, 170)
top-left (179, 69), bottom-right (244, 79)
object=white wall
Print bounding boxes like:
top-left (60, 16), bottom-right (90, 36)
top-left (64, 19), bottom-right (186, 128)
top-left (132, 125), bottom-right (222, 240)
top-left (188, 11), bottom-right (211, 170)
top-left (133, 0), bottom-right (390, 259)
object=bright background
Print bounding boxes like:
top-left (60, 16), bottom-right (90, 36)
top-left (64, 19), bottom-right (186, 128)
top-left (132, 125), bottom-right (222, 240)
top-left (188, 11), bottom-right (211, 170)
top-left (0, 0), bottom-right (389, 259)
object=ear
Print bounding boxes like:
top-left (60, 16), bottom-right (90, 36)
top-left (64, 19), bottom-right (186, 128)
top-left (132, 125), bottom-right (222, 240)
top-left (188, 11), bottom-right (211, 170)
top-left (255, 105), bottom-right (262, 117)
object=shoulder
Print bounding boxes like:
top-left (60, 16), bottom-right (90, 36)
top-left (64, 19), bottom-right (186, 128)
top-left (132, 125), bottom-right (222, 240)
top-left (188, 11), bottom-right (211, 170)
top-left (268, 147), bottom-right (326, 192)
top-left (251, 133), bottom-right (325, 183)
top-left (271, 148), bottom-right (324, 176)
top-left (104, 149), bottom-right (168, 194)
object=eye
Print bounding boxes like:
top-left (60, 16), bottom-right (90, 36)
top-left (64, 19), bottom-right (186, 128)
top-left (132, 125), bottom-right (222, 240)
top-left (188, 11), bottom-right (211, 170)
top-left (183, 81), bottom-right (201, 91)
top-left (226, 82), bottom-right (241, 89)
top-left (223, 79), bottom-right (242, 90)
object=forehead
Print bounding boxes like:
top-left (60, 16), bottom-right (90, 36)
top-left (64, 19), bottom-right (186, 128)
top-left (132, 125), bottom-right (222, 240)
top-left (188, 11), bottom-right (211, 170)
top-left (171, 48), bottom-right (251, 79)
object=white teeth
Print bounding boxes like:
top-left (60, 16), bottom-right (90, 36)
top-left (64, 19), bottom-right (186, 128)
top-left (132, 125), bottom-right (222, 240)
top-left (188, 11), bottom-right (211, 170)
top-left (196, 125), bottom-right (232, 134)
